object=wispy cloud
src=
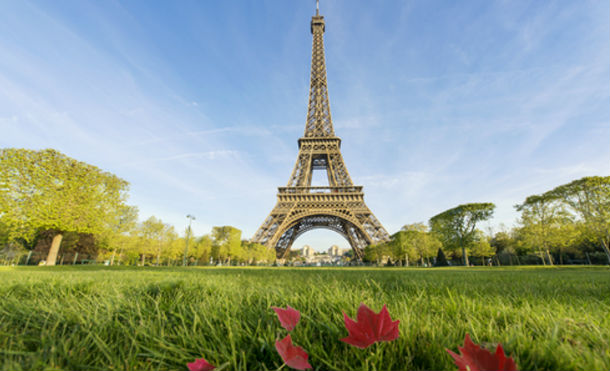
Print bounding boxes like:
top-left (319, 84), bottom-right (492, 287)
top-left (1, 0), bottom-right (607, 248)
top-left (124, 150), bottom-right (241, 166)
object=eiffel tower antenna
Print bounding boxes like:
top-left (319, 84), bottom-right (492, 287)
top-left (252, 5), bottom-right (390, 260)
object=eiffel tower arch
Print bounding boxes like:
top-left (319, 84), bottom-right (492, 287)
top-left (252, 6), bottom-right (390, 260)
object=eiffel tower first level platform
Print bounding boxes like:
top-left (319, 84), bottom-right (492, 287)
top-left (251, 7), bottom-right (390, 260)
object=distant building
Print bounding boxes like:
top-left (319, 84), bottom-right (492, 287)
top-left (328, 245), bottom-right (339, 256)
top-left (328, 245), bottom-right (348, 257)
top-left (289, 244), bottom-right (349, 266)
top-left (302, 245), bottom-right (314, 257)
top-left (328, 245), bottom-right (343, 256)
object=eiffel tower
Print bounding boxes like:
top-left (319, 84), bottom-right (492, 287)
top-left (252, 2), bottom-right (390, 260)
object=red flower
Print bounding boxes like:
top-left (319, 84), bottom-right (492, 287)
top-left (187, 357), bottom-right (215, 371)
top-left (275, 334), bottom-right (312, 370)
top-left (340, 303), bottom-right (400, 349)
top-left (446, 334), bottom-right (518, 371)
top-left (272, 305), bottom-right (301, 332)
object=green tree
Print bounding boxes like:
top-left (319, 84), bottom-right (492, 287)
top-left (548, 176), bottom-right (610, 264)
top-left (0, 240), bottom-right (27, 265)
top-left (401, 223), bottom-right (428, 233)
top-left (138, 216), bottom-right (176, 266)
top-left (434, 247), bottom-right (449, 266)
top-left (160, 225), bottom-right (177, 264)
top-left (0, 148), bottom-right (130, 265)
top-left (552, 222), bottom-right (580, 265)
top-left (116, 232), bottom-right (141, 265)
top-left (103, 205), bottom-right (138, 266)
top-left (414, 232), bottom-right (442, 266)
top-left (429, 203), bottom-right (495, 266)
top-left (389, 231), bottom-right (418, 266)
top-left (211, 226), bottom-right (242, 264)
top-left (400, 223), bottom-right (439, 265)
top-left (389, 229), bottom-right (440, 266)
top-left (469, 232), bottom-right (495, 265)
top-left (165, 237), bottom-right (182, 265)
top-left (515, 194), bottom-right (571, 265)
top-left (240, 240), bottom-right (275, 265)
top-left (364, 243), bottom-right (387, 265)
top-left (490, 231), bottom-right (514, 254)
top-left (191, 235), bottom-right (213, 265)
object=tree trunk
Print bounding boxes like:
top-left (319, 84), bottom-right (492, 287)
top-left (405, 254), bottom-right (409, 267)
top-left (545, 249), bottom-right (554, 266)
top-left (601, 241), bottom-right (610, 264)
top-left (117, 247), bottom-right (124, 265)
top-left (462, 247), bottom-right (469, 266)
top-left (141, 254), bottom-right (145, 266)
top-left (73, 252), bottom-right (79, 265)
top-left (45, 233), bottom-right (63, 266)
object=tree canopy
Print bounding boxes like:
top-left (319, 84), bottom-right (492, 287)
top-left (429, 203), bottom-right (495, 266)
top-left (515, 193), bottom-right (572, 265)
top-left (547, 176), bottom-right (610, 263)
top-left (0, 148), bottom-right (131, 265)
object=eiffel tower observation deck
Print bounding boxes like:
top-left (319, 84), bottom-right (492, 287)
top-left (252, 1), bottom-right (390, 260)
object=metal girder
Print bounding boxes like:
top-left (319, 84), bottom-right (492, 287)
top-left (252, 10), bottom-right (390, 260)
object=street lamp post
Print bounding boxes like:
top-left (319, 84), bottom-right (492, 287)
top-left (183, 214), bottom-right (195, 266)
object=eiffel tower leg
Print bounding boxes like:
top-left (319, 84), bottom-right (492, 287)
top-left (341, 220), bottom-right (363, 261)
top-left (356, 213), bottom-right (391, 244)
top-left (282, 224), bottom-right (300, 259)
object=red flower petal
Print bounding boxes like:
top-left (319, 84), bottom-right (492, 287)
top-left (275, 334), bottom-right (312, 370)
top-left (340, 303), bottom-right (400, 349)
top-left (187, 357), bottom-right (215, 371)
top-left (272, 305), bottom-right (301, 332)
top-left (446, 334), bottom-right (518, 371)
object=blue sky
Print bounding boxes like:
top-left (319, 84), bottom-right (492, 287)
top-left (1, 1), bottom-right (608, 251)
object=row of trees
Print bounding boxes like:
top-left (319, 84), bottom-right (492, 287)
top-left (514, 176), bottom-right (610, 265)
top-left (363, 176), bottom-right (610, 266)
top-left (0, 149), bottom-right (275, 266)
top-left (364, 220), bottom-right (493, 266)
top-left (100, 222), bottom-right (275, 266)
top-left (1, 148), bottom-right (608, 266)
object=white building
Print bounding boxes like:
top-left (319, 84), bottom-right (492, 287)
top-left (302, 245), bottom-right (315, 257)
top-left (328, 245), bottom-right (348, 257)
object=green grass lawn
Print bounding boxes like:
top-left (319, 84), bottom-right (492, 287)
top-left (0, 266), bottom-right (608, 371)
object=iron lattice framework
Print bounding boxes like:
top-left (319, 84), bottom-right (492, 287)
top-left (252, 9), bottom-right (390, 259)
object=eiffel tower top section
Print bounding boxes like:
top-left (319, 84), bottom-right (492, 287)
top-left (304, 1), bottom-right (335, 138)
